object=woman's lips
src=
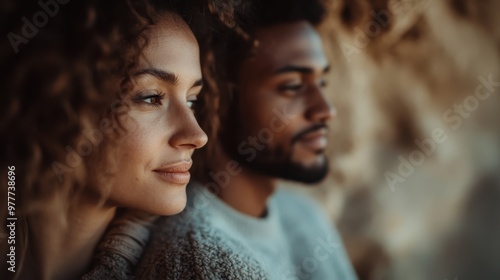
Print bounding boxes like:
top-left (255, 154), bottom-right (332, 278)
top-left (153, 161), bottom-right (192, 185)
top-left (154, 171), bottom-right (191, 185)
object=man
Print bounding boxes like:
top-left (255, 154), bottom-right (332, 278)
top-left (137, 0), bottom-right (358, 279)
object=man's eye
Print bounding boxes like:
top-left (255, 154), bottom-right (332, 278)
top-left (278, 84), bottom-right (304, 92)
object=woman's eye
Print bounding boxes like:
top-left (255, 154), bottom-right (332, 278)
top-left (143, 96), bottom-right (162, 105)
top-left (133, 92), bottom-right (164, 107)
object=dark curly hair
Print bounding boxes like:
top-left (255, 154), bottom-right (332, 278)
top-left (0, 0), bottom-right (242, 276)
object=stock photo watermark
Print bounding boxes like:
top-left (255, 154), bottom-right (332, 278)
top-left (341, 0), bottom-right (433, 62)
top-left (7, 0), bottom-right (71, 54)
top-left (282, 234), bottom-right (342, 280)
top-left (51, 100), bottom-right (138, 183)
top-left (385, 74), bottom-right (500, 191)
top-left (5, 166), bottom-right (17, 273)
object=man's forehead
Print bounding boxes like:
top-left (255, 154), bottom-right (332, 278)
top-left (254, 21), bottom-right (319, 41)
top-left (248, 21), bottom-right (327, 72)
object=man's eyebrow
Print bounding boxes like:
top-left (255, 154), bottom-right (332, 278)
top-left (192, 79), bottom-right (203, 88)
top-left (274, 64), bottom-right (331, 75)
top-left (134, 68), bottom-right (179, 85)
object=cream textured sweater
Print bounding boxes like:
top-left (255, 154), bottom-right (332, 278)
top-left (136, 182), bottom-right (358, 280)
top-left (81, 212), bottom-right (156, 280)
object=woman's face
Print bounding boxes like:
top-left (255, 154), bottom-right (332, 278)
top-left (104, 14), bottom-right (207, 215)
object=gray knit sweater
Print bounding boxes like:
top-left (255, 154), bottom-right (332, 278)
top-left (136, 182), bottom-right (358, 280)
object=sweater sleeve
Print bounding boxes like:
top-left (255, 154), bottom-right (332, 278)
top-left (81, 211), bottom-right (158, 280)
top-left (136, 226), bottom-right (270, 280)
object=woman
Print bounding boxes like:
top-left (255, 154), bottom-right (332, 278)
top-left (0, 0), bottom-right (232, 279)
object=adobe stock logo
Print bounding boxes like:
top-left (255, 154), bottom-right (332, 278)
top-left (341, 0), bottom-right (432, 62)
top-left (283, 234), bottom-right (342, 280)
top-left (384, 74), bottom-right (499, 192)
top-left (7, 0), bottom-right (71, 54)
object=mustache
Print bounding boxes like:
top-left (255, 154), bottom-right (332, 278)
top-left (291, 123), bottom-right (328, 145)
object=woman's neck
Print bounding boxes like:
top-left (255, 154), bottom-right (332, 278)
top-left (20, 194), bottom-right (116, 280)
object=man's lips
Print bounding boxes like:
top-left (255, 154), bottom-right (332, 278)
top-left (297, 128), bottom-right (328, 150)
top-left (153, 161), bottom-right (192, 185)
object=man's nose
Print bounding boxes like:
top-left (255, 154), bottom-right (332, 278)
top-left (305, 86), bottom-right (336, 123)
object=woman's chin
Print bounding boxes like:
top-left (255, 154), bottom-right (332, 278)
top-left (151, 190), bottom-right (188, 216)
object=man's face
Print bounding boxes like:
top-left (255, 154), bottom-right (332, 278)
top-left (223, 21), bottom-right (334, 183)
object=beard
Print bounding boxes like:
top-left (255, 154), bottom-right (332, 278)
top-left (241, 149), bottom-right (329, 184)
top-left (221, 123), bottom-right (330, 184)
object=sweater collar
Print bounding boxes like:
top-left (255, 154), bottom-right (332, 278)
top-left (187, 182), bottom-right (282, 240)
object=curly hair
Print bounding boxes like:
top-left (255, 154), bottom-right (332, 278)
top-left (0, 0), bottom-right (242, 276)
top-left (191, 0), bottom-right (254, 179)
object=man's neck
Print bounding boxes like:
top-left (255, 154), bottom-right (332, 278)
top-left (207, 150), bottom-right (277, 217)
top-left (219, 167), bottom-right (276, 217)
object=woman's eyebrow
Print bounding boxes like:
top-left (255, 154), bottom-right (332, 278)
top-left (135, 68), bottom-right (203, 88)
top-left (134, 68), bottom-right (179, 85)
